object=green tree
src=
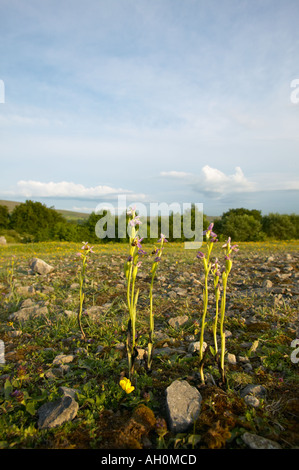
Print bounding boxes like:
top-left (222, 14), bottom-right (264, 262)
top-left (219, 213), bottom-right (265, 241)
top-left (10, 200), bottom-right (65, 241)
top-left (262, 213), bottom-right (297, 240)
top-left (0, 205), bottom-right (10, 228)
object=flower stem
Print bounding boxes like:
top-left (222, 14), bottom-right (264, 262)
top-left (219, 274), bottom-right (228, 383)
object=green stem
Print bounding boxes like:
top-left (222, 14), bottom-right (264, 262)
top-left (213, 286), bottom-right (220, 354)
top-left (220, 276), bottom-right (227, 381)
top-left (78, 256), bottom-right (87, 339)
top-left (199, 241), bottom-right (213, 383)
top-left (148, 275), bottom-right (155, 370)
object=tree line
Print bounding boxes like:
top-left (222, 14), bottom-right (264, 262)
top-left (0, 200), bottom-right (298, 243)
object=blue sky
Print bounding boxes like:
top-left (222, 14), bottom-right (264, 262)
top-left (0, 0), bottom-right (299, 216)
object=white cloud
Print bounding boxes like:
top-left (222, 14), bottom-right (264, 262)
top-left (159, 165), bottom-right (256, 198)
top-left (160, 170), bottom-right (192, 178)
top-left (5, 180), bottom-right (147, 201)
top-left (199, 165), bottom-right (255, 195)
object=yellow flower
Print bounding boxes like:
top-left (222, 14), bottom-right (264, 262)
top-left (119, 377), bottom-right (135, 394)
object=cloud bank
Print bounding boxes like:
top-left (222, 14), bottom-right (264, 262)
top-left (4, 180), bottom-right (147, 201)
top-left (160, 165), bottom-right (255, 198)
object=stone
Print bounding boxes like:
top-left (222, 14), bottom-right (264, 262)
top-left (227, 353), bottom-right (237, 365)
top-left (44, 368), bottom-right (64, 379)
top-left (188, 341), bottom-right (207, 354)
top-left (241, 432), bottom-right (281, 449)
top-left (8, 305), bottom-right (48, 322)
top-left (20, 298), bottom-right (34, 308)
top-left (52, 354), bottom-right (74, 365)
top-left (0, 236), bottom-right (7, 245)
top-left (30, 258), bottom-right (54, 275)
top-left (165, 380), bottom-right (202, 433)
top-left (70, 283), bottom-right (80, 289)
top-left (153, 346), bottom-right (185, 357)
top-left (37, 395), bottom-right (79, 430)
top-left (16, 285), bottom-right (36, 296)
top-left (168, 315), bottom-right (189, 329)
top-left (243, 363), bottom-right (253, 372)
top-left (59, 386), bottom-right (78, 400)
top-left (64, 310), bottom-right (76, 318)
top-left (244, 395), bottom-right (260, 408)
top-left (9, 330), bottom-right (22, 337)
top-left (263, 279), bottom-right (273, 289)
top-left (240, 384), bottom-right (267, 398)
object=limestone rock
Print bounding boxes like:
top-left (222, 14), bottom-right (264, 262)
top-left (37, 395), bottom-right (79, 429)
top-left (241, 432), bottom-right (281, 449)
top-left (165, 380), bottom-right (202, 433)
top-left (168, 315), bottom-right (189, 329)
top-left (52, 354), bottom-right (74, 365)
top-left (8, 305), bottom-right (48, 322)
top-left (240, 384), bottom-right (267, 398)
top-left (16, 285), bottom-right (36, 296)
top-left (188, 341), bottom-right (207, 354)
top-left (30, 258), bottom-right (54, 275)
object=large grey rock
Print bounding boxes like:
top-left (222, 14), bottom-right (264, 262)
top-left (241, 432), bottom-right (281, 449)
top-left (166, 380), bottom-right (202, 433)
top-left (30, 258), bottom-right (54, 275)
top-left (37, 395), bottom-right (79, 429)
top-left (8, 305), bottom-right (48, 322)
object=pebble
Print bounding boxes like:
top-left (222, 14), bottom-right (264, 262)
top-left (8, 305), bottom-right (48, 322)
top-left (227, 353), bottom-right (237, 365)
top-left (52, 354), bottom-right (74, 365)
top-left (241, 432), bottom-right (281, 449)
top-left (168, 315), bottom-right (189, 329)
top-left (188, 341), bottom-right (207, 354)
top-left (244, 395), bottom-right (260, 408)
top-left (240, 384), bottom-right (267, 398)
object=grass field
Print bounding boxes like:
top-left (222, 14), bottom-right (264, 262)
top-left (0, 240), bottom-right (298, 449)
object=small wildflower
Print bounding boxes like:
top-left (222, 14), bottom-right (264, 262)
top-left (197, 251), bottom-right (205, 259)
top-left (158, 233), bottom-right (168, 243)
top-left (222, 237), bottom-right (231, 249)
top-left (155, 417), bottom-right (168, 438)
top-left (203, 223), bottom-right (217, 239)
top-left (127, 205), bottom-right (136, 215)
top-left (81, 242), bottom-right (94, 253)
top-left (129, 216), bottom-right (142, 227)
top-left (154, 256), bottom-right (161, 262)
top-left (11, 390), bottom-right (24, 402)
top-left (119, 377), bottom-right (135, 394)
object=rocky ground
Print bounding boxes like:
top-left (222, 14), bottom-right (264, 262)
top-left (0, 241), bottom-right (298, 449)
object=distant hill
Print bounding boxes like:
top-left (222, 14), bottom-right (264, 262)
top-left (0, 199), bottom-right (221, 223)
top-left (0, 199), bottom-right (90, 222)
